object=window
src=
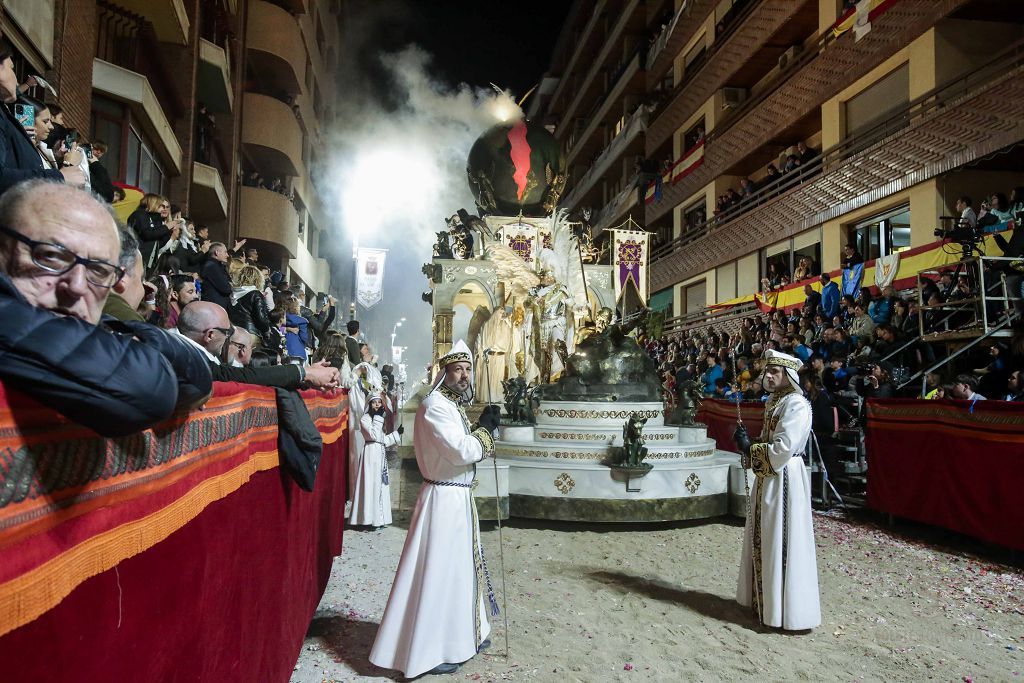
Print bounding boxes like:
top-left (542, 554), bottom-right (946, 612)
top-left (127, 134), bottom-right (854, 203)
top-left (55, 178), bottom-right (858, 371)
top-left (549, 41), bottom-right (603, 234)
top-left (683, 280), bottom-right (706, 314)
top-left (847, 205), bottom-right (911, 261)
top-left (844, 63), bottom-right (909, 139)
top-left (683, 199), bottom-right (706, 233)
top-left (683, 118), bottom-right (705, 153)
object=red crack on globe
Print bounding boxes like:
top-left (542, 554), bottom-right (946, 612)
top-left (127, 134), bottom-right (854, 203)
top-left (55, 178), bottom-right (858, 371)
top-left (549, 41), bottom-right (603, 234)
top-left (507, 121), bottom-right (532, 201)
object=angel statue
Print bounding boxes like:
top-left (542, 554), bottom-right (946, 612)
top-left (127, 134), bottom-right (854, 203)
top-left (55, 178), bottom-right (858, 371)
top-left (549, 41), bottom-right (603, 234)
top-left (484, 209), bottom-right (589, 384)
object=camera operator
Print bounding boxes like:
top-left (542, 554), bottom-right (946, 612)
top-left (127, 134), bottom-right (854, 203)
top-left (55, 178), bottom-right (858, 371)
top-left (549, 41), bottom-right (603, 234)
top-left (854, 362), bottom-right (896, 400)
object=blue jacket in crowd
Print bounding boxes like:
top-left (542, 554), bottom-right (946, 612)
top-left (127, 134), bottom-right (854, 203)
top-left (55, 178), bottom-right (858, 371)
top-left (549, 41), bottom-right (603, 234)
top-left (820, 281), bottom-right (840, 319)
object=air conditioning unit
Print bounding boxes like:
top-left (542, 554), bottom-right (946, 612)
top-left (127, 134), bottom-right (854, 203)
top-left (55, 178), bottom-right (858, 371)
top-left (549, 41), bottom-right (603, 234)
top-left (721, 87), bottom-right (748, 109)
top-left (778, 45), bottom-right (803, 71)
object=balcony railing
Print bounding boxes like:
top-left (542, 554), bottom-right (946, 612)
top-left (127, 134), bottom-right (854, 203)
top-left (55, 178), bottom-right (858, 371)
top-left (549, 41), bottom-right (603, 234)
top-left (649, 36), bottom-right (1024, 291)
top-left (645, 0), bottom-right (970, 224)
top-left (562, 103), bottom-right (653, 209)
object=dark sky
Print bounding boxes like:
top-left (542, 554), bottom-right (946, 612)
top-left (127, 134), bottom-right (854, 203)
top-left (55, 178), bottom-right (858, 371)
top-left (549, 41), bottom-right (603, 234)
top-left (342, 0), bottom-right (572, 100)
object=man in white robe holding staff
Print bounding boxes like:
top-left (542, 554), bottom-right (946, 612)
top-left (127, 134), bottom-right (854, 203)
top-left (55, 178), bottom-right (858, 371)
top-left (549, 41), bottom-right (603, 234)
top-left (370, 340), bottom-right (502, 677)
top-left (733, 349), bottom-right (821, 631)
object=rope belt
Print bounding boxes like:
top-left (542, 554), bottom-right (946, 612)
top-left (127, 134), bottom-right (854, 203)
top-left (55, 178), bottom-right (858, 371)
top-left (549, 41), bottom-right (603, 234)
top-left (424, 478), bottom-right (472, 488)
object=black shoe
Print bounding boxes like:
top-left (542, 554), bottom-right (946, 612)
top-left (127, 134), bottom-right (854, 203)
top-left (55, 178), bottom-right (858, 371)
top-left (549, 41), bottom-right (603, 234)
top-left (478, 639), bottom-right (491, 651)
top-left (426, 663), bottom-right (459, 675)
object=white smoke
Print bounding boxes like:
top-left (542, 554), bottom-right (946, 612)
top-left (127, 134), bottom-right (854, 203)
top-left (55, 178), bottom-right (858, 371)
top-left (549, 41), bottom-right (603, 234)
top-left (320, 44), bottom-right (522, 384)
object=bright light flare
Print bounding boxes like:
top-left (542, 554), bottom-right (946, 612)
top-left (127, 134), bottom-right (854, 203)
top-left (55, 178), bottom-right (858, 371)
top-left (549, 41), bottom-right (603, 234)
top-left (340, 146), bottom-right (441, 253)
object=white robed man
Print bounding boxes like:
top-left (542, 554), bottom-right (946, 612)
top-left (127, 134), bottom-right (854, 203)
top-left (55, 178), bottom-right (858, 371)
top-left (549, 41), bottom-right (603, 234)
top-left (474, 306), bottom-right (514, 403)
top-left (349, 388), bottom-right (403, 528)
top-left (370, 340), bottom-right (503, 677)
top-left (732, 349), bottom-right (821, 630)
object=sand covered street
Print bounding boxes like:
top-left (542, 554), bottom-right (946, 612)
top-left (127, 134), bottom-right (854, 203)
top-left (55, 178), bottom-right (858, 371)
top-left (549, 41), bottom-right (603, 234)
top-left (292, 510), bottom-right (1022, 682)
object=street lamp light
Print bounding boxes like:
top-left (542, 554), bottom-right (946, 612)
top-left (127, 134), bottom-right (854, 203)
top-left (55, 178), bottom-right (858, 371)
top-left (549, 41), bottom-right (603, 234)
top-left (391, 318), bottom-right (406, 362)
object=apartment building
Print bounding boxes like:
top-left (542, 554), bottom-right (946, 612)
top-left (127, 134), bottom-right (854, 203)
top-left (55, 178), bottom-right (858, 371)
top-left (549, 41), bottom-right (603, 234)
top-left (1, 0), bottom-right (339, 296)
top-left (534, 0), bottom-right (1024, 319)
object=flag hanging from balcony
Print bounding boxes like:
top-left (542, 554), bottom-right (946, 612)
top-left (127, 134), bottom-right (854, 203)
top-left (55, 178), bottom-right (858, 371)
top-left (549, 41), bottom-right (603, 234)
top-left (669, 140), bottom-right (705, 185)
top-left (356, 247), bottom-right (387, 308)
top-left (612, 227), bottom-right (650, 305)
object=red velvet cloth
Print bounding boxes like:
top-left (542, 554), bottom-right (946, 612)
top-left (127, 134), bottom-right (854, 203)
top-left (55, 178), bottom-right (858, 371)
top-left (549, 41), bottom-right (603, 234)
top-left (697, 399), bottom-right (765, 452)
top-left (0, 423), bottom-right (348, 681)
top-left (866, 398), bottom-right (1024, 551)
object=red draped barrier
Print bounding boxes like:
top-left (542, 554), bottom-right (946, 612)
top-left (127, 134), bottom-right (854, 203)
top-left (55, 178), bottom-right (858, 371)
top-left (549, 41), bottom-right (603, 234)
top-left (0, 383), bottom-right (349, 682)
top-left (865, 398), bottom-right (1024, 551)
top-left (697, 399), bottom-right (765, 451)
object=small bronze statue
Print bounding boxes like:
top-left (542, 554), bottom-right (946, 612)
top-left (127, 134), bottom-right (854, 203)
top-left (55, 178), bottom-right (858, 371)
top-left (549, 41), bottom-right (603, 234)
top-left (612, 413), bottom-right (651, 471)
top-left (501, 376), bottom-right (536, 425)
top-left (432, 230), bottom-right (454, 259)
top-left (667, 379), bottom-right (703, 427)
top-left (421, 263), bottom-right (442, 283)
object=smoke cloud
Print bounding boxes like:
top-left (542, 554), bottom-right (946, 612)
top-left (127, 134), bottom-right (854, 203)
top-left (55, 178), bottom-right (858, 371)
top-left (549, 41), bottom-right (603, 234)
top-left (320, 35), bottom-right (521, 385)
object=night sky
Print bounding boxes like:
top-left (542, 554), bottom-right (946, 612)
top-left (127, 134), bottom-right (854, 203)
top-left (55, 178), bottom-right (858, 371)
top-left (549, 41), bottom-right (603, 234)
top-left (342, 0), bottom-right (572, 100)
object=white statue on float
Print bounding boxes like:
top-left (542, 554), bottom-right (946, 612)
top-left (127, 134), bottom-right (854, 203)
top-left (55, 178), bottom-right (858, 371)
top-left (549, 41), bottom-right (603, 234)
top-left (483, 210), bottom-right (590, 385)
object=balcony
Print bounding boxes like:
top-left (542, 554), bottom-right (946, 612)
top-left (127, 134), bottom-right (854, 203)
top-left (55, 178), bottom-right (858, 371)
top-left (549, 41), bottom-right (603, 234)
top-left (649, 39), bottom-right (1024, 291)
top-left (645, 0), bottom-right (817, 156)
top-left (198, 38), bottom-right (233, 113)
top-left (241, 92), bottom-right (304, 179)
top-left (645, 0), bottom-right (973, 224)
top-left (92, 59), bottom-right (182, 173)
top-left (562, 103), bottom-right (651, 210)
top-left (289, 238), bottom-right (329, 293)
top-left (546, 0), bottom-right (611, 119)
top-left (190, 162), bottom-right (228, 223)
top-left (239, 186), bottom-right (299, 257)
top-left (554, 0), bottom-right (647, 143)
top-left (645, 0), bottom-right (719, 90)
top-left (113, 0), bottom-right (189, 44)
top-left (246, 0), bottom-right (305, 95)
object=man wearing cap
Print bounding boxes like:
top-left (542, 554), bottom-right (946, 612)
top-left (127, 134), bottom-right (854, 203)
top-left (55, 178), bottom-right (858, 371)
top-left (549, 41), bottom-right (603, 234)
top-left (732, 349), bottom-right (821, 631)
top-left (371, 340), bottom-right (502, 677)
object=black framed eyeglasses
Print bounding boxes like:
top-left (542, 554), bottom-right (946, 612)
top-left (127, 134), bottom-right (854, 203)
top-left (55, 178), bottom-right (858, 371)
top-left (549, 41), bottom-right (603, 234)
top-left (229, 340), bottom-right (249, 352)
top-left (0, 225), bottom-right (125, 288)
top-left (207, 326), bottom-right (234, 338)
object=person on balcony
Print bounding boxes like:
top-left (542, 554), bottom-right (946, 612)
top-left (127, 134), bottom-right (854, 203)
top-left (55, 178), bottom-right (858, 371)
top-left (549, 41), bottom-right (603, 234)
top-left (956, 196), bottom-right (977, 229)
top-left (733, 350), bottom-right (820, 631)
top-left (819, 272), bottom-right (840, 319)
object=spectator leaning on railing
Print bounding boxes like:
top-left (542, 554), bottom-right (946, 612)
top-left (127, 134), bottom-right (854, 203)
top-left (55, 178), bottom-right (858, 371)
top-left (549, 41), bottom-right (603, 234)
top-left (0, 180), bottom-right (211, 436)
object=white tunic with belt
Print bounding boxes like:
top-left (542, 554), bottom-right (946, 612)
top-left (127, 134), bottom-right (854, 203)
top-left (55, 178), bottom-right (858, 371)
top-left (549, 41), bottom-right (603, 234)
top-left (369, 384), bottom-right (495, 678)
top-left (736, 388), bottom-right (821, 630)
top-left (348, 412), bottom-right (400, 527)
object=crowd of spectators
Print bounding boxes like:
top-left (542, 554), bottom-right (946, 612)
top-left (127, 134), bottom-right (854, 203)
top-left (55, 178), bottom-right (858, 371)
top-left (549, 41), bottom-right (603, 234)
top-left (712, 141), bottom-right (819, 226)
top-left (640, 248), bottom-right (1024, 430)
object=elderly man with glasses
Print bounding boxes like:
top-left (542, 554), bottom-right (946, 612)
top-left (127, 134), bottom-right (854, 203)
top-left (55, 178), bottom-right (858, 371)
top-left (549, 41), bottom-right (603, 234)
top-left (0, 180), bottom-right (211, 436)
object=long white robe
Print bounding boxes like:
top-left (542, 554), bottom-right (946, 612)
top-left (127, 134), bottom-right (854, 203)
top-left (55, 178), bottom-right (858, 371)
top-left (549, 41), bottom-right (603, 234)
top-left (348, 413), bottom-right (400, 527)
top-left (474, 312), bottom-right (513, 403)
top-left (370, 386), bottom-right (494, 678)
top-left (737, 389), bottom-right (821, 630)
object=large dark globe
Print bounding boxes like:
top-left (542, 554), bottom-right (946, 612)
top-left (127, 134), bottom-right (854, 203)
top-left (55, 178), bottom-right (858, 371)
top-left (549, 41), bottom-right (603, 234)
top-left (466, 119), bottom-right (567, 217)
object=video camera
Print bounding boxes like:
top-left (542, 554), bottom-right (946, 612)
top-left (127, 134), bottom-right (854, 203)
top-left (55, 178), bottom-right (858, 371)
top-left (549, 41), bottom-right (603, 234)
top-left (934, 216), bottom-right (983, 255)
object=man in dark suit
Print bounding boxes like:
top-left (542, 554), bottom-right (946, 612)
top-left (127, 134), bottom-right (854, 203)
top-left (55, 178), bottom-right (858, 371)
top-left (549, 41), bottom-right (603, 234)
top-left (0, 41), bottom-right (83, 194)
top-left (345, 319), bottom-right (362, 365)
top-left (200, 242), bottom-right (233, 313)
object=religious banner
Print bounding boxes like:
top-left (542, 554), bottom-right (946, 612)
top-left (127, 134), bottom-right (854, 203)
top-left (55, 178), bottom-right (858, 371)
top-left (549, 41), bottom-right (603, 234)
top-left (874, 252), bottom-right (900, 290)
top-left (356, 247), bottom-right (387, 308)
top-left (612, 229), bottom-right (650, 304)
top-left (499, 222), bottom-right (538, 262)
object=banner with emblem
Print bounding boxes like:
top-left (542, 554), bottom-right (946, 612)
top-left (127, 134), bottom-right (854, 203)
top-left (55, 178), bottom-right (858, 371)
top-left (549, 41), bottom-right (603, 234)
top-left (874, 252), bottom-right (900, 290)
top-left (356, 247), bottom-right (387, 308)
top-left (498, 222), bottom-right (539, 263)
top-left (612, 229), bottom-right (650, 304)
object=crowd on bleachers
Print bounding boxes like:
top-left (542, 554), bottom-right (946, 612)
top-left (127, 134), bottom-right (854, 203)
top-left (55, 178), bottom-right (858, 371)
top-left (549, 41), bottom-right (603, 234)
top-left (640, 224), bottom-right (1024, 433)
